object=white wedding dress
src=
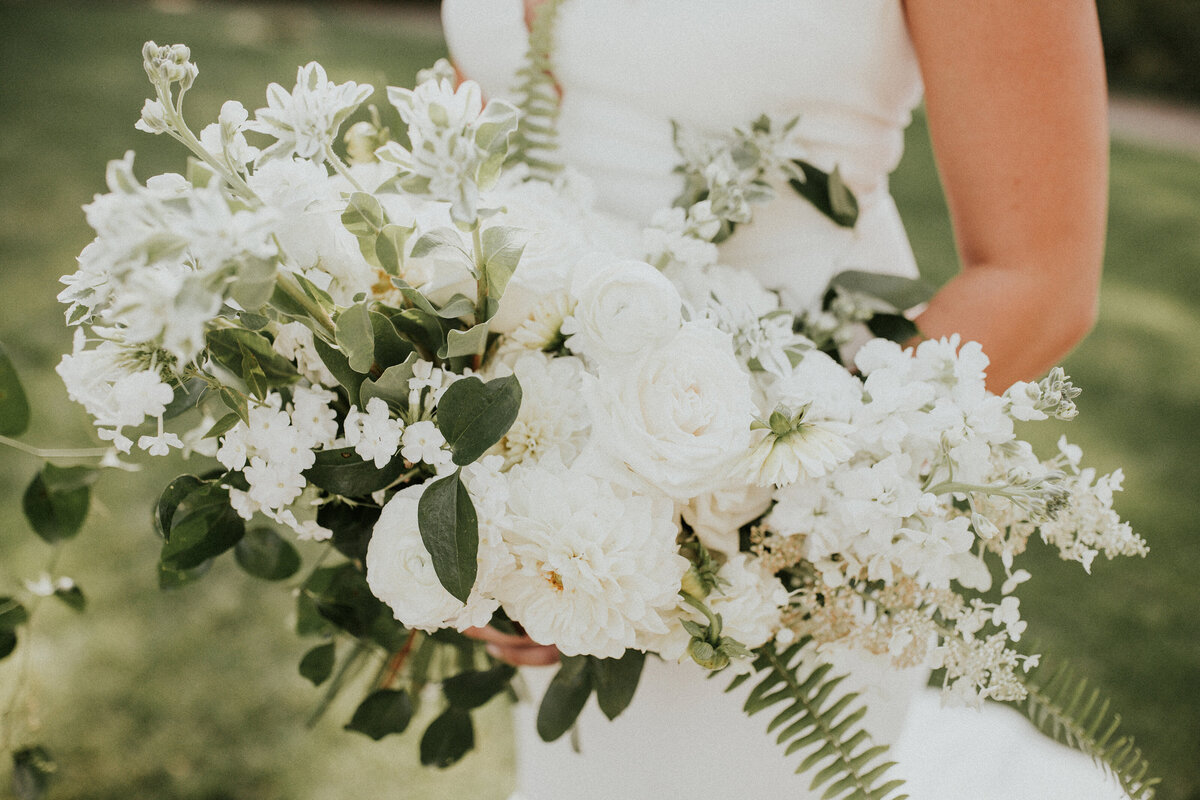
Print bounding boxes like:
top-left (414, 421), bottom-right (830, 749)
top-left (440, 2), bottom-right (1129, 798)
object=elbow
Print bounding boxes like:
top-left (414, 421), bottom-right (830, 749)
top-left (1058, 291), bottom-right (1099, 354)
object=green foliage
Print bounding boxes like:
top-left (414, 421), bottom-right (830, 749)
top-left (0, 340), bottom-right (32, 436)
top-left (234, 527), bottom-right (301, 581)
top-left (789, 160), bottom-right (859, 228)
top-left (303, 446), bottom-right (408, 496)
top-left (1012, 658), bottom-right (1160, 800)
top-left (53, 584), bottom-right (86, 613)
top-left (828, 271), bottom-right (937, 313)
top-left (205, 328), bottom-right (299, 398)
top-left (420, 707), bottom-right (475, 768)
top-left (417, 469), bottom-right (479, 603)
top-left (21, 464), bottom-right (97, 544)
top-left (335, 302), bottom-right (376, 374)
top-left (0, 596), bottom-right (30, 660)
top-left (299, 642), bottom-right (336, 686)
top-left (345, 689), bottom-right (414, 741)
top-left (435, 374), bottom-right (522, 466)
top-left (442, 664), bottom-right (516, 710)
top-left (158, 480), bottom-right (245, 572)
top-left (300, 563), bottom-right (402, 649)
top-left (735, 641), bottom-right (906, 800)
top-left (590, 649), bottom-right (646, 721)
top-left (1099, 0), bottom-right (1200, 103)
top-left (507, 0), bottom-right (567, 179)
top-left (11, 746), bottom-right (56, 800)
top-left (535, 651), bottom-right (646, 740)
top-left (317, 500), bottom-right (380, 562)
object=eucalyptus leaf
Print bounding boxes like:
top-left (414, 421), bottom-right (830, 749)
top-left (590, 650), bottom-right (646, 721)
top-left (303, 563), bottom-right (387, 639)
top-left (867, 313), bottom-right (922, 345)
top-left (304, 447), bottom-right (407, 497)
top-left (391, 307), bottom-right (446, 357)
top-left (830, 270), bottom-right (937, 313)
top-left (411, 227), bottom-right (469, 260)
top-left (433, 294), bottom-right (477, 320)
top-left (317, 501), bottom-right (380, 563)
top-left (234, 527), bottom-right (301, 581)
top-left (442, 664), bottom-right (516, 710)
top-left (0, 630), bottom-right (16, 661)
top-left (370, 311), bottom-right (414, 369)
top-left (359, 356), bottom-right (418, 410)
top-left (155, 475), bottom-right (205, 538)
top-left (417, 470), bottom-right (479, 603)
top-left (341, 192), bottom-right (386, 238)
top-left (335, 302), bottom-right (376, 374)
top-left (536, 656), bottom-right (593, 742)
top-left (419, 707), bottom-right (475, 767)
top-left (160, 483), bottom-right (245, 571)
top-left (435, 374), bottom-right (522, 466)
top-left (22, 464), bottom-right (97, 543)
top-left (312, 336), bottom-right (365, 400)
top-left (0, 597), bottom-right (29, 631)
top-left (53, 585), bottom-right (86, 613)
top-left (443, 322), bottom-right (489, 360)
top-left (374, 223), bottom-right (415, 276)
top-left (481, 225), bottom-right (526, 300)
top-left (299, 642), bottom-right (336, 686)
top-left (788, 160), bottom-right (859, 229)
top-left (346, 689), bottom-right (414, 740)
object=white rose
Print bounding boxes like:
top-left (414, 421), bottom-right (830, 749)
top-left (563, 255), bottom-right (682, 364)
top-left (365, 484), bottom-right (499, 631)
top-left (681, 483), bottom-right (773, 555)
top-left (588, 321), bottom-right (755, 499)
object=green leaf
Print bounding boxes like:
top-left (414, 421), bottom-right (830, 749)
top-left (867, 314), bottom-right (922, 345)
top-left (374, 223), bottom-right (415, 276)
top-left (589, 650), bottom-right (646, 721)
top-left (158, 558), bottom-right (214, 589)
top-left (411, 227), bottom-right (469, 260)
top-left (481, 225), bottom-right (525, 300)
top-left (788, 160), bottom-right (859, 228)
top-left (22, 464), bottom-right (97, 543)
top-left (11, 745), bottom-right (56, 800)
top-left (155, 475), bottom-right (205, 539)
top-left (443, 664), bottom-right (516, 710)
top-left (417, 470), bottom-right (479, 604)
top-left (217, 385), bottom-right (249, 423)
top-left (390, 307), bottom-right (446, 357)
top-left (203, 413), bottom-right (242, 441)
top-left (0, 630), bottom-right (16, 660)
top-left (419, 707), bottom-right (475, 768)
top-left (341, 192), bottom-right (386, 238)
top-left (53, 585), bottom-right (86, 613)
top-left (302, 563), bottom-right (388, 640)
top-left (304, 446), bottom-right (407, 497)
top-left (317, 501), bottom-right (380, 563)
top-left (163, 377), bottom-right (207, 420)
top-left (435, 374), bottom-right (522, 466)
top-left (830, 270), bottom-right (937, 313)
top-left (359, 356), bottom-right (418, 410)
top-left (205, 329), bottom-right (299, 396)
top-left (536, 655), bottom-right (593, 742)
top-left (335, 302), bottom-right (376, 374)
top-left (312, 335), bottom-right (365, 400)
top-left (160, 483), bottom-right (245, 571)
top-left (234, 527), bottom-right (301, 581)
top-left (0, 597), bottom-right (29, 631)
top-left (370, 311), bottom-right (415, 369)
top-left (299, 642), bottom-right (336, 685)
top-left (442, 323), bottom-right (490, 360)
top-left (345, 688), bottom-right (414, 740)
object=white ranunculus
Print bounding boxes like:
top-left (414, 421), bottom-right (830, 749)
top-left (494, 463), bottom-right (688, 658)
top-left (562, 255), bottom-right (682, 365)
top-left (588, 321), bottom-right (755, 499)
top-left (681, 483), bottom-right (773, 555)
top-left (366, 485), bottom-right (472, 631)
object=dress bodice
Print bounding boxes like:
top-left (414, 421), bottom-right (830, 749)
top-left (441, 0), bottom-right (924, 308)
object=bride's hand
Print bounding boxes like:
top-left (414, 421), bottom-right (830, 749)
top-left (463, 626), bottom-right (561, 667)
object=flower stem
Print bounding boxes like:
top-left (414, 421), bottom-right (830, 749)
top-left (273, 273), bottom-right (336, 336)
top-left (323, 143), bottom-right (366, 193)
top-left (0, 435), bottom-right (109, 461)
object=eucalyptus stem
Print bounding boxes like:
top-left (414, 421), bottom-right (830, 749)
top-left (0, 435), bottom-right (109, 461)
top-left (471, 223), bottom-right (489, 326)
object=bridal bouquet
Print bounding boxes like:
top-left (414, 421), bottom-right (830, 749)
top-left (9, 41), bottom-right (1154, 799)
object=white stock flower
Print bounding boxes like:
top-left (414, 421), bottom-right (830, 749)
top-left (250, 62), bottom-right (373, 163)
top-left (587, 322), bottom-right (755, 499)
top-left (562, 256), bottom-right (682, 364)
top-left (495, 464), bottom-right (688, 658)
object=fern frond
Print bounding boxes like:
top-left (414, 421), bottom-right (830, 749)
top-left (507, 0), bottom-right (566, 179)
top-left (1011, 657), bottom-right (1160, 799)
top-left (734, 640), bottom-right (907, 800)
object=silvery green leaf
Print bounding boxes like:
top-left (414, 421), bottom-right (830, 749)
top-left (342, 192), bottom-right (386, 238)
top-left (474, 99), bottom-right (519, 152)
top-left (335, 302), bottom-right (375, 374)
top-left (186, 156), bottom-right (216, 188)
top-left (443, 323), bottom-right (489, 359)
top-left (359, 354), bottom-right (418, 408)
top-left (374, 223), bottom-right (414, 276)
top-left (370, 311), bottom-right (415, 368)
top-left (411, 227), bottom-right (469, 260)
top-left (481, 225), bottom-right (526, 300)
top-left (830, 270), bottom-right (936, 313)
top-left (434, 294), bottom-right (477, 320)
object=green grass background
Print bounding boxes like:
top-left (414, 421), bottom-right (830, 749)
top-left (0, 2), bottom-right (1197, 798)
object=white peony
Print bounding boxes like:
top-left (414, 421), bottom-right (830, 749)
top-left (494, 464), bottom-right (688, 658)
top-left (587, 321), bottom-right (755, 499)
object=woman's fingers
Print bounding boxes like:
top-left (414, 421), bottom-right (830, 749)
top-left (463, 626), bottom-right (561, 666)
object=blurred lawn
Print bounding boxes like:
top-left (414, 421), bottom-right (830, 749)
top-left (1, 1), bottom-right (1198, 799)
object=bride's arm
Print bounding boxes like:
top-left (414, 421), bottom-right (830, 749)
top-left (902, 0), bottom-right (1109, 391)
